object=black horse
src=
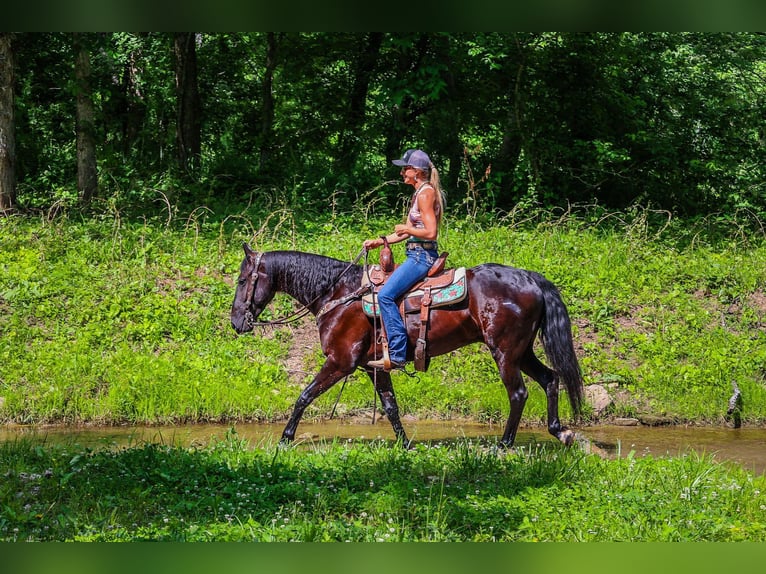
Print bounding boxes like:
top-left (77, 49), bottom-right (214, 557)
top-left (231, 245), bottom-right (584, 448)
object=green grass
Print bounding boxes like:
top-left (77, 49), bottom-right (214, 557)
top-left (2, 206), bottom-right (766, 543)
top-left (1, 434), bottom-right (764, 541)
top-left (1, 205), bottom-right (765, 426)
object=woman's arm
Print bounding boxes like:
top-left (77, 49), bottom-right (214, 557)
top-left (363, 232), bottom-right (408, 250)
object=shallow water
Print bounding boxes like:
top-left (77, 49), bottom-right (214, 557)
top-left (579, 424), bottom-right (766, 476)
top-left (2, 419), bottom-right (764, 475)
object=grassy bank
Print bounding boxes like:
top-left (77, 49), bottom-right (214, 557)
top-left (1, 205), bottom-right (765, 426)
top-left (2, 433), bottom-right (765, 541)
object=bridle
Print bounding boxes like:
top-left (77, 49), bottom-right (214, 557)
top-left (241, 250), bottom-right (264, 329)
top-left (242, 248), bottom-right (369, 329)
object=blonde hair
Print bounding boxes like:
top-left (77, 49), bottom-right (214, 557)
top-left (419, 164), bottom-right (446, 223)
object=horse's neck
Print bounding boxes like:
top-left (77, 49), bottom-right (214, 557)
top-left (272, 252), bottom-right (359, 307)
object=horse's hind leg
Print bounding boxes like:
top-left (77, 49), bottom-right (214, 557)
top-left (521, 349), bottom-right (576, 446)
top-left (491, 350), bottom-right (528, 448)
top-left (365, 368), bottom-right (410, 447)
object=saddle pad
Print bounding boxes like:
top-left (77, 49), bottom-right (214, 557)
top-left (362, 267), bottom-right (467, 318)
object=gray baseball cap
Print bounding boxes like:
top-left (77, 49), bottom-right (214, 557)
top-left (392, 149), bottom-right (432, 170)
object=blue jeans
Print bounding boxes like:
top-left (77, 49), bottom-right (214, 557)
top-left (377, 246), bottom-right (438, 364)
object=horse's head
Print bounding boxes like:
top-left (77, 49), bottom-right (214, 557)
top-left (230, 244), bottom-right (274, 334)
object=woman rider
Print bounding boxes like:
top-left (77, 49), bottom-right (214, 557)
top-left (363, 149), bottom-right (445, 370)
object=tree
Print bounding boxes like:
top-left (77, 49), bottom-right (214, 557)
top-left (0, 33), bottom-right (15, 212)
top-left (173, 33), bottom-right (201, 177)
top-left (259, 32), bottom-right (279, 172)
top-left (2, 33), bottom-right (765, 218)
top-left (73, 33), bottom-right (98, 204)
top-left (334, 33), bottom-right (383, 176)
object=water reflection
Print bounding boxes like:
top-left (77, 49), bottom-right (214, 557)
top-left (2, 420), bottom-right (764, 475)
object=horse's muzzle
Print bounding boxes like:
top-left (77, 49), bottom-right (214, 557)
top-left (231, 311), bottom-right (255, 334)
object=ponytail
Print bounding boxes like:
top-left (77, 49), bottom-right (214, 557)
top-left (428, 165), bottom-right (446, 222)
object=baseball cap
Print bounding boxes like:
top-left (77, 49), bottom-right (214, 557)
top-left (392, 149), bottom-right (432, 170)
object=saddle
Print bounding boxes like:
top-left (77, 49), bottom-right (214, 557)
top-left (362, 247), bottom-right (468, 372)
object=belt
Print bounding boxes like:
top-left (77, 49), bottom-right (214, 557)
top-left (406, 241), bottom-right (438, 250)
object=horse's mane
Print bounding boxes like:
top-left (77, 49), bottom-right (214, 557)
top-left (268, 250), bottom-right (363, 304)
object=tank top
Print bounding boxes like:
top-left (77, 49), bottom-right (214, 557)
top-left (408, 182), bottom-right (440, 231)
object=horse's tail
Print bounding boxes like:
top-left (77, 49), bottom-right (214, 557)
top-left (536, 274), bottom-right (584, 418)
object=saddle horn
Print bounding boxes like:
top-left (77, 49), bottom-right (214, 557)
top-left (379, 236), bottom-right (394, 273)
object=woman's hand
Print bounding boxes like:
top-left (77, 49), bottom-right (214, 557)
top-left (363, 238), bottom-right (382, 250)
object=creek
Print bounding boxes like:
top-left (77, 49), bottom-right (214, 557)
top-left (2, 419), bottom-right (764, 475)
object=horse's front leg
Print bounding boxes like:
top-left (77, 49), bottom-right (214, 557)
top-left (281, 359), bottom-right (350, 444)
top-left (364, 368), bottom-right (410, 448)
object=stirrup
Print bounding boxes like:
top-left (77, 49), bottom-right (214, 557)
top-left (368, 358), bottom-right (405, 371)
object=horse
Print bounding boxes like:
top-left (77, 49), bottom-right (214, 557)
top-left (230, 245), bottom-right (584, 448)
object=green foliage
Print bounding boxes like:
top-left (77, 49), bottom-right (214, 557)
top-left (5, 33), bottom-right (766, 218)
top-left (2, 205), bottom-right (765, 427)
top-left (2, 205), bottom-right (766, 544)
top-left (1, 436), bottom-right (764, 541)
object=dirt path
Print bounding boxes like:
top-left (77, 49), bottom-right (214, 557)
top-left (283, 319), bottom-right (322, 385)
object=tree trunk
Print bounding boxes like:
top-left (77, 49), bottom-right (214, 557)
top-left (335, 33), bottom-right (383, 172)
top-left (494, 36), bottom-right (539, 210)
top-left (435, 34), bottom-right (463, 196)
top-left (173, 33), bottom-right (201, 177)
top-left (259, 32), bottom-right (279, 171)
top-left (494, 60), bottom-right (524, 210)
top-left (0, 33), bottom-right (15, 212)
top-left (73, 33), bottom-right (98, 205)
top-left (117, 40), bottom-right (146, 156)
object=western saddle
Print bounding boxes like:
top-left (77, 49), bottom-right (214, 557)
top-left (362, 239), bottom-right (467, 372)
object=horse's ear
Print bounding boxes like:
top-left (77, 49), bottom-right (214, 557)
top-left (243, 243), bottom-right (255, 258)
